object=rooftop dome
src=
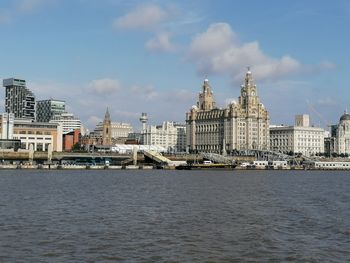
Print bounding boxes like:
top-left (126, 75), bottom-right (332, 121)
top-left (340, 113), bottom-right (350, 122)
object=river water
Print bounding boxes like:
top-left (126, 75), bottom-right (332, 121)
top-left (0, 170), bottom-right (349, 262)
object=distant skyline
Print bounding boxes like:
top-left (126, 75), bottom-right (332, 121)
top-left (0, 0), bottom-right (349, 131)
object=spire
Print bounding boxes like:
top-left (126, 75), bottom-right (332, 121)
top-left (104, 107), bottom-right (111, 122)
top-left (245, 66), bottom-right (254, 87)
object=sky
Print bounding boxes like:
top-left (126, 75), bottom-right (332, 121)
top-left (0, 0), bottom-right (349, 131)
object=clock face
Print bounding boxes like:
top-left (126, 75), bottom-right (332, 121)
top-left (251, 91), bottom-right (255, 96)
top-left (242, 92), bottom-right (246, 97)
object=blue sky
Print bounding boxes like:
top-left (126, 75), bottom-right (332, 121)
top-left (0, 0), bottom-right (349, 130)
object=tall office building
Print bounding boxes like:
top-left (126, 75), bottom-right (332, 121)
top-left (186, 69), bottom-right (270, 153)
top-left (3, 78), bottom-right (35, 120)
top-left (36, 99), bottom-right (65, 122)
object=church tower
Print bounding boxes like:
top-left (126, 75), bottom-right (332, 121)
top-left (198, 78), bottom-right (216, 110)
top-left (102, 107), bottom-right (112, 145)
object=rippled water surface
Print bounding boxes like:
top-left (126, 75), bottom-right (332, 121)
top-left (0, 170), bottom-right (350, 262)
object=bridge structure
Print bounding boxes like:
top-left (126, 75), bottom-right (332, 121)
top-left (235, 149), bottom-right (318, 166)
top-left (143, 150), bottom-right (172, 165)
top-left (200, 150), bottom-right (319, 166)
top-left (200, 152), bottom-right (235, 164)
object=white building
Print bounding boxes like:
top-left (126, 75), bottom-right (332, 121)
top-left (50, 112), bottom-right (85, 135)
top-left (270, 114), bottom-right (325, 156)
top-left (335, 112), bottom-right (350, 154)
top-left (142, 121), bottom-right (186, 153)
top-left (0, 113), bottom-right (63, 152)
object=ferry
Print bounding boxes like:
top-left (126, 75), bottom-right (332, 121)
top-left (312, 161), bottom-right (350, 170)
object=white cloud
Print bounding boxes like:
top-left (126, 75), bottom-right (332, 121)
top-left (315, 97), bottom-right (338, 107)
top-left (145, 31), bottom-right (176, 52)
top-left (26, 78), bottom-right (191, 131)
top-left (189, 23), bottom-right (304, 82)
top-left (86, 115), bottom-right (102, 128)
top-left (165, 89), bottom-right (195, 102)
top-left (88, 78), bottom-right (122, 95)
top-left (130, 85), bottom-right (158, 100)
top-left (113, 4), bottom-right (169, 30)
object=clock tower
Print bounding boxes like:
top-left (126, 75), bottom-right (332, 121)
top-left (102, 107), bottom-right (112, 146)
top-left (239, 67), bottom-right (259, 109)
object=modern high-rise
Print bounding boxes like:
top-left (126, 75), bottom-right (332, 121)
top-left (3, 78), bottom-right (35, 120)
top-left (186, 69), bottom-right (270, 153)
top-left (36, 99), bottom-right (65, 122)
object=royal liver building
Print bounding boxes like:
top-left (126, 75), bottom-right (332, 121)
top-left (186, 69), bottom-right (269, 153)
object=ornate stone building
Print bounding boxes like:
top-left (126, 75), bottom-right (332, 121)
top-left (186, 69), bottom-right (269, 153)
top-left (335, 111), bottom-right (350, 154)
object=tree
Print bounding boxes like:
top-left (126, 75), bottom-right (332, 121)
top-left (72, 142), bottom-right (82, 151)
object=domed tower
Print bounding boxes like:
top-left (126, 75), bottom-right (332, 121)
top-left (198, 78), bottom-right (215, 110)
top-left (102, 107), bottom-right (112, 146)
top-left (336, 110), bottom-right (350, 154)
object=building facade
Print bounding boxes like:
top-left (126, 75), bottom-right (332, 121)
top-left (3, 78), bottom-right (35, 120)
top-left (0, 114), bottom-right (63, 152)
top-left (270, 114), bottom-right (325, 156)
top-left (94, 122), bottom-right (133, 139)
top-left (1, 113), bottom-right (14, 140)
top-left (186, 69), bottom-right (269, 153)
top-left (63, 129), bottom-right (81, 151)
top-left (142, 122), bottom-right (186, 153)
top-left (36, 99), bottom-right (65, 122)
top-left (50, 112), bottom-right (84, 135)
top-left (335, 112), bottom-right (350, 154)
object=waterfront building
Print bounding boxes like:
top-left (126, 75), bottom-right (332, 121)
top-left (94, 121), bottom-right (133, 140)
top-left (141, 121), bottom-right (186, 153)
top-left (0, 114), bottom-right (63, 152)
top-left (186, 69), bottom-right (269, 154)
top-left (63, 129), bottom-right (81, 151)
top-left (270, 114), bottom-right (325, 156)
top-left (36, 99), bottom-right (65, 122)
top-left (3, 78), bottom-right (35, 120)
top-left (334, 111), bottom-right (350, 154)
top-left (50, 112), bottom-right (85, 135)
top-left (81, 108), bottom-right (133, 149)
